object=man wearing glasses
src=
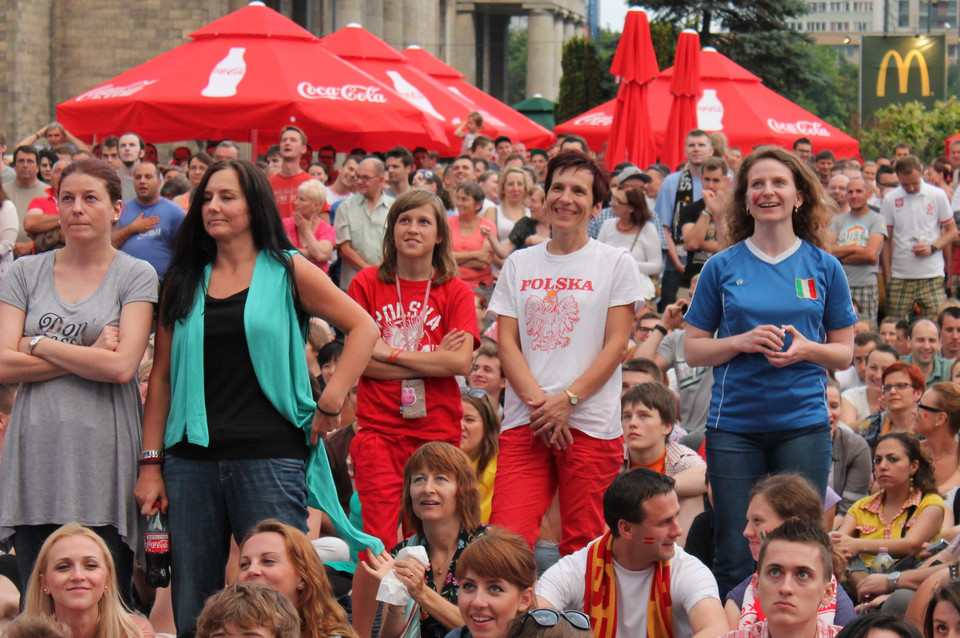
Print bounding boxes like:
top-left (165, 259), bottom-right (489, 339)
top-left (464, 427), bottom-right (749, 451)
top-left (536, 469), bottom-right (726, 638)
top-left (334, 156), bottom-right (394, 291)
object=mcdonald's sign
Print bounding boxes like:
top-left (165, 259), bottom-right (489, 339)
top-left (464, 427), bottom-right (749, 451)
top-left (862, 35), bottom-right (945, 122)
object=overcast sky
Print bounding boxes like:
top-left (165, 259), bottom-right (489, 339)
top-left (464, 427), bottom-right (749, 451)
top-left (600, 0), bottom-right (631, 30)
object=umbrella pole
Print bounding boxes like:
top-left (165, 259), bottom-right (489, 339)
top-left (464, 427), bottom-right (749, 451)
top-left (250, 129), bottom-right (258, 162)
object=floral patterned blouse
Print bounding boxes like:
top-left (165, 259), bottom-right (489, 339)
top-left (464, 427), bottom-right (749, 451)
top-left (391, 524), bottom-right (488, 638)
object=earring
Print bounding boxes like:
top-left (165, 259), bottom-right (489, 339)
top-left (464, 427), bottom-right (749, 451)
top-left (793, 205), bottom-right (800, 215)
top-left (297, 582), bottom-right (304, 590)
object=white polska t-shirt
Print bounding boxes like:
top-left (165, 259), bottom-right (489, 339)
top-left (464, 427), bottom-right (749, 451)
top-left (487, 240), bottom-right (644, 439)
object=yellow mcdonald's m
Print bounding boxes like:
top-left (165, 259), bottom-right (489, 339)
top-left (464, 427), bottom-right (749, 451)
top-left (877, 49), bottom-right (930, 97)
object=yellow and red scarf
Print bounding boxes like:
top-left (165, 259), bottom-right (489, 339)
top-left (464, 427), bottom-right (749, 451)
top-left (585, 530), bottom-right (673, 638)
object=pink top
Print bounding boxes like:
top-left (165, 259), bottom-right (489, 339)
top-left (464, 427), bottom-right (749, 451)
top-left (282, 216), bottom-right (335, 273)
top-left (448, 215), bottom-right (496, 289)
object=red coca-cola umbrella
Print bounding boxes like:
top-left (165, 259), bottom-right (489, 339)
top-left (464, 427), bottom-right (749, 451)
top-left (320, 25), bottom-right (497, 156)
top-left (660, 29), bottom-right (701, 170)
top-left (555, 48), bottom-right (860, 160)
top-left (605, 8), bottom-right (660, 170)
top-left (56, 3), bottom-right (445, 151)
top-left (401, 45), bottom-right (555, 151)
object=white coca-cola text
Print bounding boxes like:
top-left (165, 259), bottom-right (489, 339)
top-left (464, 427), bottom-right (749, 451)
top-left (572, 112), bottom-right (613, 127)
top-left (766, 119), bottom-right (830, 137)
top-left (297, 82), bottom-right (387, 103)
top-left (75, 80), bottom-right (156, 101)
top-left (145, 533), bottom-right (170, 553)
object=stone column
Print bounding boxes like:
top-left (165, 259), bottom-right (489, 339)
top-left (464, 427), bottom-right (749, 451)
top-left (403, 0), bottom-right (422, 49)
top-left (453, 10), bottom-right (477, 84)
top-left (553, 11), bottom-right (565, 97)
top-left (364, 0), bottom-right (383, 36)
top-left (419, 0), bottom-right (437, 52)
top-left (336, 0), bottom-right (364, 29)
top-left (383, 0), bottom-right (403, 48)
top-left (526, 9), bottom-right (556, 100)
top-left (564, 17), bottom-right (577, 41)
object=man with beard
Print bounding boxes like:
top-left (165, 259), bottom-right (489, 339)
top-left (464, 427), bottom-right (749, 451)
top-left (655, 129), bottom-right (709, 311)
top-left (117, 132), bottom-right (145, 200)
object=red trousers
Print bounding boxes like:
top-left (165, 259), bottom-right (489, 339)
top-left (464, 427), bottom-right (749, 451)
top-left (350, 429), bottom-right (457, 550)
top-left (489, 426), bottom-right (623, 556)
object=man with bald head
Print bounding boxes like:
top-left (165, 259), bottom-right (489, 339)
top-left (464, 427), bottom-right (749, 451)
top-left (827, 177), bottom-right (887, 325)
top-left (334, 156), bottom-right (394, 291)
top-left (112, 161), bottom-right (186, 279)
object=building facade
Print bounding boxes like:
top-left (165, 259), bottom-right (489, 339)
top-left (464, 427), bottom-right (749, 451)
top-left (0, 0), bottom-right (586, 143)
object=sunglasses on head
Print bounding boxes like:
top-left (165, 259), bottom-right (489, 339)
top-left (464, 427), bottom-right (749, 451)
top-left (461, 387), bottom-right (488, 399)
top-left (509, 609), bottom-right (592, 638)
top-left (418, 170), bottom-right (436, 181)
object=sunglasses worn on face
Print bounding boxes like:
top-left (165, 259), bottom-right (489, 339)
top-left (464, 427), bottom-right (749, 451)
top-left (917, 403), bottom-right (945, 414)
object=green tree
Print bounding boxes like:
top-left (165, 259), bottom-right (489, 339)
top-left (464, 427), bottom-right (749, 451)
top-left (506, 27), bottom-right (528, 105)
top-left (791, 45), bottom-right (859, 133)
top-left (634, 0), bottom-right (818, 98)
top-left (858, 97), bottom-right (960, 161)
top-left (554, 37), bottom-right (607, 124)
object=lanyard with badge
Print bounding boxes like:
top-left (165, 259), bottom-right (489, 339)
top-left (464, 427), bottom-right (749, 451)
top-left (396, 277), bottom-right (430, 419)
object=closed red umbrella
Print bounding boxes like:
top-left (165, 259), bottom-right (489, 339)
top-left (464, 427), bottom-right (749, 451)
top-left (320, 24), bottom-right (495, 155)
top-left (56, 3), bottom-right (445, 151)
top-left (660, 29), bottom-right (701, 170)
top-left (556, 49), bottom-right (860, 159)
top-left (401, 46), bottom-right (555, 150)
top-left (605, 8), bottom-right (659, 170)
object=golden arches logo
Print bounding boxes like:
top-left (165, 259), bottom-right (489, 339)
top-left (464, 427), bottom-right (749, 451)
top-left (877, 49), bottom-right (930, 97)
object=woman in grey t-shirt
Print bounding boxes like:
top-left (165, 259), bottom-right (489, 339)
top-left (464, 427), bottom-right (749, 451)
top-left (0, 159), bottom-right (157, 605)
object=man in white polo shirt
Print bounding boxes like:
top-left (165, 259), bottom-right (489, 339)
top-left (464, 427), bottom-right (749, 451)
top-left (881, 155), bottom-right (956, 319)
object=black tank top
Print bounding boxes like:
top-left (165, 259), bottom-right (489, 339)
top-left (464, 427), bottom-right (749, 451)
top-left (169, 289), bottom-right (308, 461)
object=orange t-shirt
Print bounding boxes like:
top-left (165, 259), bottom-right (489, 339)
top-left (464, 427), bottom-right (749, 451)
top-left (269, 172), bottom-right (314, 218)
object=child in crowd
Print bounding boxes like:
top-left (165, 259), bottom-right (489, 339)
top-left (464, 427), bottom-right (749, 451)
top-left (621, 383), bottom-right (706, 542)
top-left (347, 189), bottom-right (480, 637)
top-left (195, 582), bottom-right (300, 638)
top-left (455, 112), bottom-right (483, 156)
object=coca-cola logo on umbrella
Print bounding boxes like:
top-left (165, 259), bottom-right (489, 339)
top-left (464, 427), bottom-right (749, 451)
top-left (767, 119), bottom-right (830, 137)
top-left (298, 82), bottom-right (387, 103)
top-left (76, 80), bottom-right (157, 101)
top-left (573, 113), bottom-right (613, 127)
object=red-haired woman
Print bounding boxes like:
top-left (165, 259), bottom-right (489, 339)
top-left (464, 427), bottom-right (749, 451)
top-left (857, 361), bottom-right (926, 451)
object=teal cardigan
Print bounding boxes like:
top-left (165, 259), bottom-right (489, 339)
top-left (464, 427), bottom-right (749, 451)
top-left (165, 250), bottom-right (383, 557)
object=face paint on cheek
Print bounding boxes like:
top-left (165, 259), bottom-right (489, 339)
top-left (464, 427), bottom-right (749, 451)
top-left (751, 191), bottom-right (760, 206)
top-left (643, 538), bottom-right (656, 544)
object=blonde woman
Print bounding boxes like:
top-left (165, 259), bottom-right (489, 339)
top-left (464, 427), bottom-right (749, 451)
top-left (483, 167), bottom-right (530, 245)
top-left (284, 179), bottom-right (335, 273)
top-left (23, 523), bottom-right (153, 638)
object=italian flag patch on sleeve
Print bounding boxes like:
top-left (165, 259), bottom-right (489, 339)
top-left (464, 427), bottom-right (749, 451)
top-left (795, 278), bottom-right (818, 299)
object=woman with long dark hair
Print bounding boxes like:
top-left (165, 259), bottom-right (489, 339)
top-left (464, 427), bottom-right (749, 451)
top-left (833, 431), bottom-right (944, 588)
top-left (133, 159), bottom-right (380, 637)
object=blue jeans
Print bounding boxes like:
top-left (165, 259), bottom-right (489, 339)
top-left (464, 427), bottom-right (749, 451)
top-left (706, 422), bottom-right (831, 598)
top-left (164, 456), bottom-right (308, 638)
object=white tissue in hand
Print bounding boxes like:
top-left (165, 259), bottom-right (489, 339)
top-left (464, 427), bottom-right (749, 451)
top-left (375, 546), bottom-right (430, 606)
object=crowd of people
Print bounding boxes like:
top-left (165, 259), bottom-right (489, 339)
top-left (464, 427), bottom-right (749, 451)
top-left (4, 116), bottom-right (960, 638)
